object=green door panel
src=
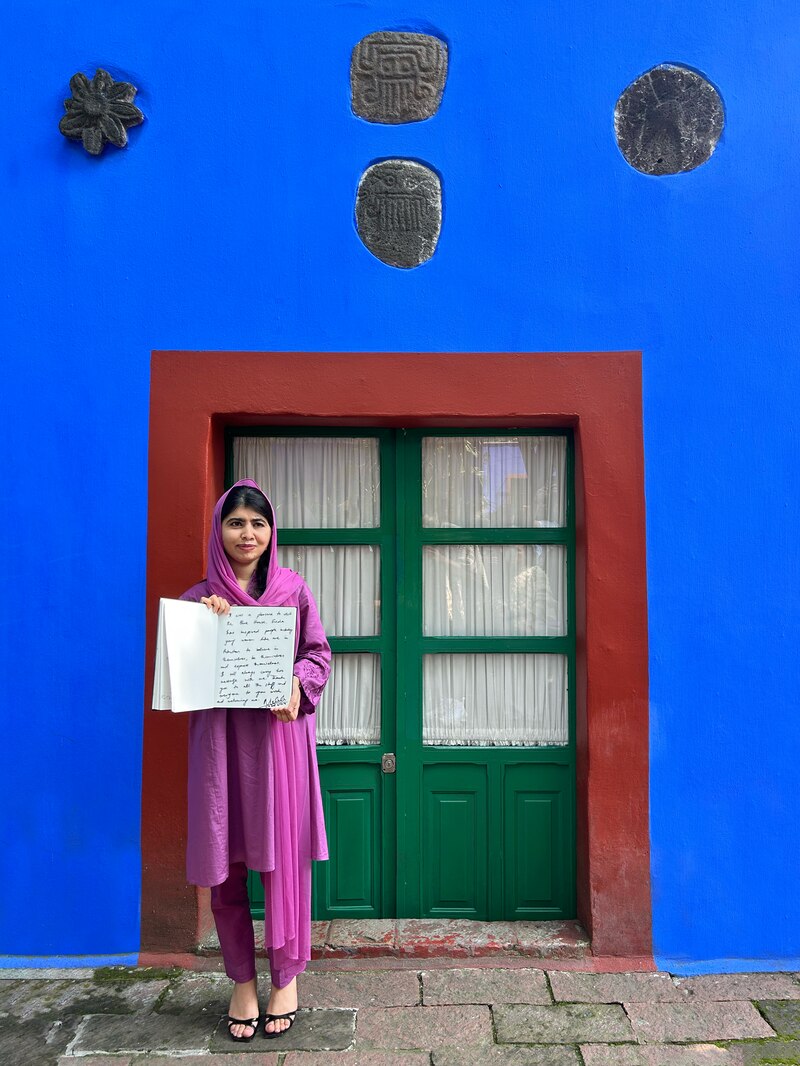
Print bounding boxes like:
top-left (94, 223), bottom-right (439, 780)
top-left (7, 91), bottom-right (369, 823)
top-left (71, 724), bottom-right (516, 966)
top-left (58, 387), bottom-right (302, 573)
top-left (314, 762), bottom-right (382, 918)
top-left (421, 763), bottom-right (488, 917)
top-left (503, 762), bottom-right (574, 918)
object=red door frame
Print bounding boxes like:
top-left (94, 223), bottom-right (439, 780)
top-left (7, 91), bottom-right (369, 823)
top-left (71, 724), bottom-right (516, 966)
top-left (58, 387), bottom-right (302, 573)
top-left (142, 350), bottom-right (651, 958)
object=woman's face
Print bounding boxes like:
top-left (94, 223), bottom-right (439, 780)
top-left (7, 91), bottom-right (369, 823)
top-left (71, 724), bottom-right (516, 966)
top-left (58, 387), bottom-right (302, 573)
top-left (221, 505), bottom-right (272, 568)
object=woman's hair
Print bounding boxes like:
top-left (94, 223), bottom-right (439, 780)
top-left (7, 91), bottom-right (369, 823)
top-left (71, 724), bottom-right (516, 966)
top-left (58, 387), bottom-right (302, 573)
top-left (221, 485), bottom-right (273, 596)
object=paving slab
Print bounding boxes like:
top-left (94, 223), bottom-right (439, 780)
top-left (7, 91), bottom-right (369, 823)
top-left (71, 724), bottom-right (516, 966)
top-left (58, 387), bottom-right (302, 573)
top-left (513, 922), bottom-right (590, 959)
top-left (286, 1054), bottom-right (431, 1066)
top-left (300, 969), bottom-right (420, 1008)
top-left (0, 977), bottom-right (169, 1021)
top-left (581, 1044), bottom-right (741, 1064)
top-left (137, 1056), bottom-right (280, 1064)
top-left (326, 921), bottom-right (397, 958)
top-left (69, 1011), bottom-right (213, 1055)
top-left (422, 966), bottom-right (551, 1005)
top-left (675, 974), bottom-right (800, 1001)
top-left (550, 971), bottom-right (684, 1003)
top-left (494, 1002), bottom-right (634, 1043)
top-left (210, 1009), bottom-right (356, 1052)
top-left (734, 1039), bottom-right (800, 1065)
top-left (58, 1058), bottom-right (132, 1066)
top-left (357, 1004), bottom-right (493, 1048)
top-left (155, 972), bottom-right (230, 1014)
top-left (0, 1013), bottom-right (83, 1066)
top-left (755, 1000), bottom-right (800, 1037)
top-left (1, 968), bottom-right (95, 980)
top-left (625, 1002), bottom-right (775, 1043)
top-left (434, 1045), bottom-right (582, 1065)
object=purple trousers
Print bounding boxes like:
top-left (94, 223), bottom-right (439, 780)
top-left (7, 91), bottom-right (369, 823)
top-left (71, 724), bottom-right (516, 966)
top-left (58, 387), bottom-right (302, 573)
top-left (210, 861), bottom-right (309, 989)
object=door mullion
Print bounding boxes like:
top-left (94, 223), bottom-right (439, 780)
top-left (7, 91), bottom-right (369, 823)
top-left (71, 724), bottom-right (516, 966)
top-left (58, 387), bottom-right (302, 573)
top-left (379, 432), bottom-right (398, 917)
top-left (395, 429), bottom-right (424, 917)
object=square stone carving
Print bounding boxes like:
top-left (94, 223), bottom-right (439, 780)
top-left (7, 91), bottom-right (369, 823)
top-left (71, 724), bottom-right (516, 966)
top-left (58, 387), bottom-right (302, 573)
top-left (351, 31), bottom-right (448, 123)
top-left (356, 160), bottom-right (442, 268)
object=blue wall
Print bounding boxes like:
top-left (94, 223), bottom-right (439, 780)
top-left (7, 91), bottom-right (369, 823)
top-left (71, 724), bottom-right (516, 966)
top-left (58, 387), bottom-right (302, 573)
top-left (2, 0), bottom-right (798, 970)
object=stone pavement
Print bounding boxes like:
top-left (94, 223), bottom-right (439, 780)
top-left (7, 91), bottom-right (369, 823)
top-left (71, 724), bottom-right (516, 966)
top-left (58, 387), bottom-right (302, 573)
top-left (2, 963), bottom-right (800, 1066)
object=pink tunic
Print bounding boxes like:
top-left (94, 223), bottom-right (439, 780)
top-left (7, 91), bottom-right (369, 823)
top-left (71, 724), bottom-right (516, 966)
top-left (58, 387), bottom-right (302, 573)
top-left (178, 479), bottom-right (330, 957)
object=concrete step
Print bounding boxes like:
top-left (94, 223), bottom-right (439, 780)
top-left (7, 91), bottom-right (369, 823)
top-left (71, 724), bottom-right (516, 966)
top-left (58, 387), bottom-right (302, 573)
top-left (198, 918), bottom-right (590, 961)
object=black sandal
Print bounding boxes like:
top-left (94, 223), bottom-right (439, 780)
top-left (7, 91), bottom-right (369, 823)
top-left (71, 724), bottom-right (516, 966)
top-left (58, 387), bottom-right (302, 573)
top-left (263, 1010), bottom-right (296, 1038)
top-left (225, 1014), bottom-right (260, 1042)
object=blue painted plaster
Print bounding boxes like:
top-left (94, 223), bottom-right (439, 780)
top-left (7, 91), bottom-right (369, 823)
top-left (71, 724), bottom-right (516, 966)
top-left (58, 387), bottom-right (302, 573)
top-left (1, 0), bottom-right (798, 967)
top-left (0, 955), bottom-right (139, 970)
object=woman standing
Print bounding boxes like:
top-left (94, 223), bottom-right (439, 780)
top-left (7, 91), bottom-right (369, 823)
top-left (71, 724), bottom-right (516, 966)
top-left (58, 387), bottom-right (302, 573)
top-left (180, 479), bottom-right (330, 1041)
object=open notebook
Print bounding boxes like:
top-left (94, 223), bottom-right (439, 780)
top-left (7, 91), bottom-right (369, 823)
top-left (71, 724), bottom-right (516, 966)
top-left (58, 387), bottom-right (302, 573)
top-left (152, 598), bottom-right (297, 713)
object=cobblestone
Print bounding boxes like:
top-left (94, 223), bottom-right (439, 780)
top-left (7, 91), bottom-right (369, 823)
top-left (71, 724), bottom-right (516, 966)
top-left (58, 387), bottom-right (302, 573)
top-left (625, 1001), bottom-right (775, 1043)
top-left (550, 971), bottom-right (684, 1003)
top-left (434, 1046), bottom-right (582, 1065)
top-left (494, 1002), bottom-right (634, 1043)
top-left (423, 966), bottom-right (550, 1004)
top-left (675, 973), bottom-right (800, 1001)
top-left (580, 1044), bottom-right (741, 1064)
top-left (301, 969), bottom-right (420, 1008)
top-left (755, 999), bottom-right (800, 1037)
top-left (358, 1004), bottom-right (493, 1048)
top-left (286, 1055), bottom-right (430, 1066)
top-left (69, 1011), bottom-right (212, 1055)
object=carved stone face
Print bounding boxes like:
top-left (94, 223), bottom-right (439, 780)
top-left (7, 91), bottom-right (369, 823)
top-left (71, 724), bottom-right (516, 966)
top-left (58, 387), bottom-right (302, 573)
top-left (351, 31), bottom-right (448, 124)
top-left (355, 160), bottom-right (442, 268)
top-left (614, 65), bottom-right (724, 176)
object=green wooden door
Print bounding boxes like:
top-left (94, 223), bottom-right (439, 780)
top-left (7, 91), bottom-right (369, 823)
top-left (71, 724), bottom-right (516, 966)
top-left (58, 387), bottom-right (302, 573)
top-left (228, 428), bottom-right (575, 922)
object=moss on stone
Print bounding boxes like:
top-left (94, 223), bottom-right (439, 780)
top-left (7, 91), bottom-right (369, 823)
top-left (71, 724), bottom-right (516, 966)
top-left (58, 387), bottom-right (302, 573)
top-left (92, 965), bottom-right (181, 983)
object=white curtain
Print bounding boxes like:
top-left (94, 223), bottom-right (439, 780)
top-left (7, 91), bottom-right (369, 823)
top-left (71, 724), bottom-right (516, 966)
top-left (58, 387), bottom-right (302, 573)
top-left (234, 436), bottom-right (382, 745)
top-left (423, 654), bottom-right (568, 746)
top-left (422, 436), bottom-right (566, 528)
top-left (423, 544), bottom-right (565, 637)
top-left (278, 545), bottom-right (380, 637)
top-left (316, 654), bottom-right (381, 745)
top-left (233, 436), bottom-right (380, 527)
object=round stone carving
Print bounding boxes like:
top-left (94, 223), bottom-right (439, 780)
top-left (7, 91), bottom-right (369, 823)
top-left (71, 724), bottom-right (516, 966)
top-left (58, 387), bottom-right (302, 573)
top-left (351, 31), bottom-right (448, 124)
top-left (59, 69), bottom-right (144, 156)
top-left (356, 160), bottom-right (442, 269)
top-left (614, 64), bottom-right (724, 175)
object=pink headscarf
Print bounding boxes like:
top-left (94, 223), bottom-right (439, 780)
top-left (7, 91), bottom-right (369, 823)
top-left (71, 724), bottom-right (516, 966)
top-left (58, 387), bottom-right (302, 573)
top-left (206, 479), bottom-right (304, 606)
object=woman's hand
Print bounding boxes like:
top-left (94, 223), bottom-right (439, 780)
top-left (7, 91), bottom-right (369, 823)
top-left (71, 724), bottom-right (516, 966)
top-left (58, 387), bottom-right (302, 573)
top-left (271, 676), bottom-right (301, 723)
top-left (200, 595), bottom-right (231, 615)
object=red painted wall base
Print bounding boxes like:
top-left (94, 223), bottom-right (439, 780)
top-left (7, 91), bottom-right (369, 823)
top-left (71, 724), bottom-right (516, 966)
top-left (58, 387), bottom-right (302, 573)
top-left (143, 350), bottom-right (651, 957)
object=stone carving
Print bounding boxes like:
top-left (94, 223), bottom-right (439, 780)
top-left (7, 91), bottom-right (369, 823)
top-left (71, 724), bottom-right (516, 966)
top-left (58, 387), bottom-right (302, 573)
top-left (351, 31), bottom-right (448, 123)
top-left (59, 69), bottom-right (144, 156)
top-left (614, 64), bottom-right (724, 175)
top-left (355, 160), bottom-right (441, 268)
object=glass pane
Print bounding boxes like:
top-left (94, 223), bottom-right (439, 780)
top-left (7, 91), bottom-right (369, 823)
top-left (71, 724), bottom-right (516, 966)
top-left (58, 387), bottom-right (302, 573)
top-left (423, 544), bottom-right (566, 636)
top-left (278, 545), bottom-right (380, 636)
top-left (317, 654), bottom-right (380, 745)
top-left (233, 436), bottom-right (380, 527)
top-left (422, 435), bottom-right (566, 528)
top-left (423, 654), bottom-right (567, 746)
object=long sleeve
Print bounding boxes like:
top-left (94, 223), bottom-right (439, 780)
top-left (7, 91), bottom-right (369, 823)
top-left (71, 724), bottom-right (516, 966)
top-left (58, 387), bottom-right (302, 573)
top-left (293, 583), bottom-right (331, 715)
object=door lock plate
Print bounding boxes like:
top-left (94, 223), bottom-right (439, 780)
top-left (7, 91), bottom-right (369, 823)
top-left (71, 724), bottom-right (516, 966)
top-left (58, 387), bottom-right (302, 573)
top-left (381, 752), bottom-right (396, 773)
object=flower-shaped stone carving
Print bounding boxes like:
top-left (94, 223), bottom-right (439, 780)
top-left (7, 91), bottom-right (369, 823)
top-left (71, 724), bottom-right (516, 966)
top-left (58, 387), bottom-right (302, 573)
top-left (59, 69), bottom-right (144, 155)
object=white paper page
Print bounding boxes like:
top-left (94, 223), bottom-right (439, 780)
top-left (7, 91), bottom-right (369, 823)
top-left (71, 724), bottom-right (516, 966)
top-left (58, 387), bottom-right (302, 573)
top-left (215, 606), bottom-right (297, 708)
top-left (152, 599), bottom-right (173, 710)
top-left (162, 599), bottom-right (220, 712)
